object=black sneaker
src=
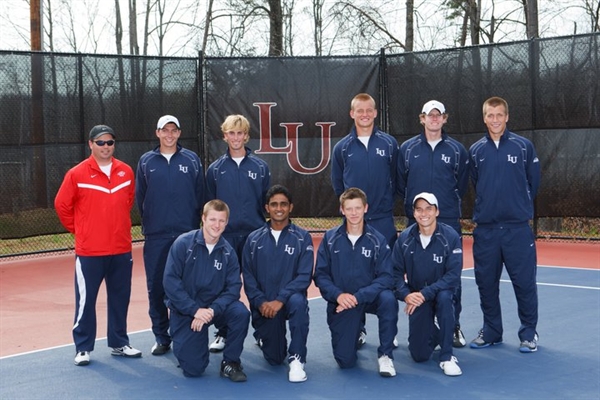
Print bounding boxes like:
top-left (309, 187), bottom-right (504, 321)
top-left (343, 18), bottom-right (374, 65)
top-left (220, 360), bottom-right (247, 382)
top-left (151, 342), bottom-right (171, 356)
top-left (453, 327), bottom-right (467, 348)
top-left (469, 329), bottom-right (502, 349)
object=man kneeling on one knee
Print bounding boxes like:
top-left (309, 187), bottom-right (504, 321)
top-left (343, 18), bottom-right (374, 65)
top-left (391, 192), bottom-right (463, 376)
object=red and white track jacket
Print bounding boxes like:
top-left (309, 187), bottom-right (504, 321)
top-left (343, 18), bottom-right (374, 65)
top-left (55, 155), bottom-right (135, 256)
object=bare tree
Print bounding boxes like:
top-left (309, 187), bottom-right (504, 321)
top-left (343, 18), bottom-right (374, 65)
top-left (329, 1), bottom-right (405, 54)
top-left (115, 0), bottom-right (124, 54)
top-left (267, 0), bottom-right (284, 55)
top-left (202, 0), bottom-right (215, 53)
top-left (580, 0), bottom-right (599, 31)
top-left (129, 0), bottom-right (139, 54)
top-left (312, 0), bottom-right (325, 55)
top-left (525, 0), bottom-right (539, 38)
top-left (282, 0), bottom-right (295, 55)
top-left (442, 0), bottom-right (481, 45)
top-left (406, 0), bottom-right (414, 51)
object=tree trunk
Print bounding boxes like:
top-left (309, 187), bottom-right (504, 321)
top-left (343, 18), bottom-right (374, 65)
top-left (268, 0), bottom-right (284, 56)
top-left (405, 0), bottom-right (414, 52)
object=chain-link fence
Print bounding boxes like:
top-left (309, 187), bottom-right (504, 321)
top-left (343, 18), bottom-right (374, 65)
top-left (1, 33), bottom-right (599, 258)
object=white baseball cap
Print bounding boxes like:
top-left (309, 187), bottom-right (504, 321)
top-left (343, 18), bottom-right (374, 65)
top-left (413, 192), bottom-right (439, 208)
top-left (421, 100), bottom-right (446, 115)
top-left (157, 115), bottom-right (180, 129)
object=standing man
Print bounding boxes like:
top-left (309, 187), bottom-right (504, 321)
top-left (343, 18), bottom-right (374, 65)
top-left (242, 184), bottom-right (313, 382)
top-left (331, 93), bottom-right (400, 347)
top-left (469, 96), bottom-right (541, 353)
top-left (398, 100), bottom-right (469, 348)
top-left (392, 193), bottom-right (463, 376)
top-left (163, 200), bottom-right (250, 381)
top-left (314, 188), bottom-right (398, 377)
top-left (206, 114), bottom-right (270, 352)
top-left (55, 125), bottom-right (142, 366)
top-left (135, 115), bottom-right (206, 356)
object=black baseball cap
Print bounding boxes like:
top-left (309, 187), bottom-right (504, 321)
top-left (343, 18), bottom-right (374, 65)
top-left (89, 125), bottom-right (116, 140)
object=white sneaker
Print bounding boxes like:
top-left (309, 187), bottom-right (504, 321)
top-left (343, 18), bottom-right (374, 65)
top-left (209, 335), bottom-right (226, 353)
top-left (74, 351), bottom-right (90, 366)
top-left (288, 355), bottom-right (307, 382)
top-left (378, 355), bottom-right (396, 377)
top-left (440, 356), bottom-right (462, 376)
top-left (111, 345), bottom-right (142, 358)
top-left (393, 336), bottom-right (399, 348)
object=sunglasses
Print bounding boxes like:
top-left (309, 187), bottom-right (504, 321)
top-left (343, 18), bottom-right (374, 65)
top-left (94, 140), bottom-right (115, 146)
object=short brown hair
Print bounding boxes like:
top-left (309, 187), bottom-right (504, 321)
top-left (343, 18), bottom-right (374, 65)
top-left (350, 93), bottom-right (376, 111)
top-left (203, 199), bottom-right (230, 219)
top-left (339, 187), bottom-right (367, 207)
top-left (483, 96), bottom-right (509, 116)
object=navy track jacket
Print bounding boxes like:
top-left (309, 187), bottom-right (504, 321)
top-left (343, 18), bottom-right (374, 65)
top-left (398, 132), bottom-right (469, 220)
top-left (314, 223), bottom-right (394, 305)
top-left (331, 127), bottom-right (400, 220)
top-left (392, 222), bottom-right (462, 302)
top-left (469, 130), bottom-right (541, 226)
top-left (163, 229), bottom-right (241, 318)
top-left (242, 222), bottom-right (314, 310)
top-left (206, 147), bottom-right (270, 236)
top-left (135, 145), bottom-right (205, 238)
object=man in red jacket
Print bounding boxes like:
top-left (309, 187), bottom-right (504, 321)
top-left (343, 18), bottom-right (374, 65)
top-left (55, 125), bottom-right (142, 366)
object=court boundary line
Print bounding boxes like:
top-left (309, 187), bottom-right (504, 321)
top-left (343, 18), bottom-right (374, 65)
top-left (461, 276), bottom-right (599, 290)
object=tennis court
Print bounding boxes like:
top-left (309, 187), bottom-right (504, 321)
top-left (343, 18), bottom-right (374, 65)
top-left (1, 238), bottom-right (598, 399)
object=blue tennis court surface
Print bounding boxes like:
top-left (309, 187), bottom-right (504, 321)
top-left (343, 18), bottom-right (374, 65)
top-left (1, 266), bottom-right (599, 399)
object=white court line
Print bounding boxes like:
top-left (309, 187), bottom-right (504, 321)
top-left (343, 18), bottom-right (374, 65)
top-left (461, 276), bottom-right (600, 290)
top-left (0, 328), bottom-right (151, 360)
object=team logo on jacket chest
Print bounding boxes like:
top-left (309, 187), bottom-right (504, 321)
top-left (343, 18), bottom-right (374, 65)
top-left (507, 154), bottom-right (518, 164)
top-left (213, 260), bottom-right (223, 270)
top-left (284, 245), bottom-right (295, 255)
top-left (248, 171), bottom-right (257, 180)
top-left (179, 164), bottom-right (189, 173)
top-left (440, 154), bottom-right (451, 164)
top-left (432, 254), bottom-right (443, 263)
top-left (361, 247), bottom-right (372, 258)
top-left (376, 148), bottom-right (386, 157)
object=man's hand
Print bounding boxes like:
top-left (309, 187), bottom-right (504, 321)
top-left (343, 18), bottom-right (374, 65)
top-left (259, 300), bottom-right (284, 318)
top-left (403, 292), bottom-right (425, 315)
top-left (335, 293), bottom-right (358, 313)
top-left (191, 307), bottom-right (214, 331)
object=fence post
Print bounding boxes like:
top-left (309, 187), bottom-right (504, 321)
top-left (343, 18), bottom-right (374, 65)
top-left (529, 37), bottom-right (539, 237)
top-left (378, 48), bottom-right (389, 133)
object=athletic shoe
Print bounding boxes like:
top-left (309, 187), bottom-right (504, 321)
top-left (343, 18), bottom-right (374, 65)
top-left (210, 335), bottom-right (226, 353)
top-left (220, 360), bottom-right (247, 382)
top-left (393, 336), bottom-right (399, 348)
top-left (378, 355), bottom-right (396, 377)
top-left (357, 331), bottom-right (367, 348)
top-left (519, 334), bottom-right (539, 353)
top-left (453, 327), bottom-right (467, 348)
top-left (151, 342), bottom-right (170, 356)
top-left (288, 354), bottom-right (307, 382)
top-left (469, 330), bottom-right (502, 349)
top-left (439, 356), bottom-right (462, 376)
top-left (74, 351), bottom-right (90, 366)
top-left (111, 345), bottom-right (142, 358)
